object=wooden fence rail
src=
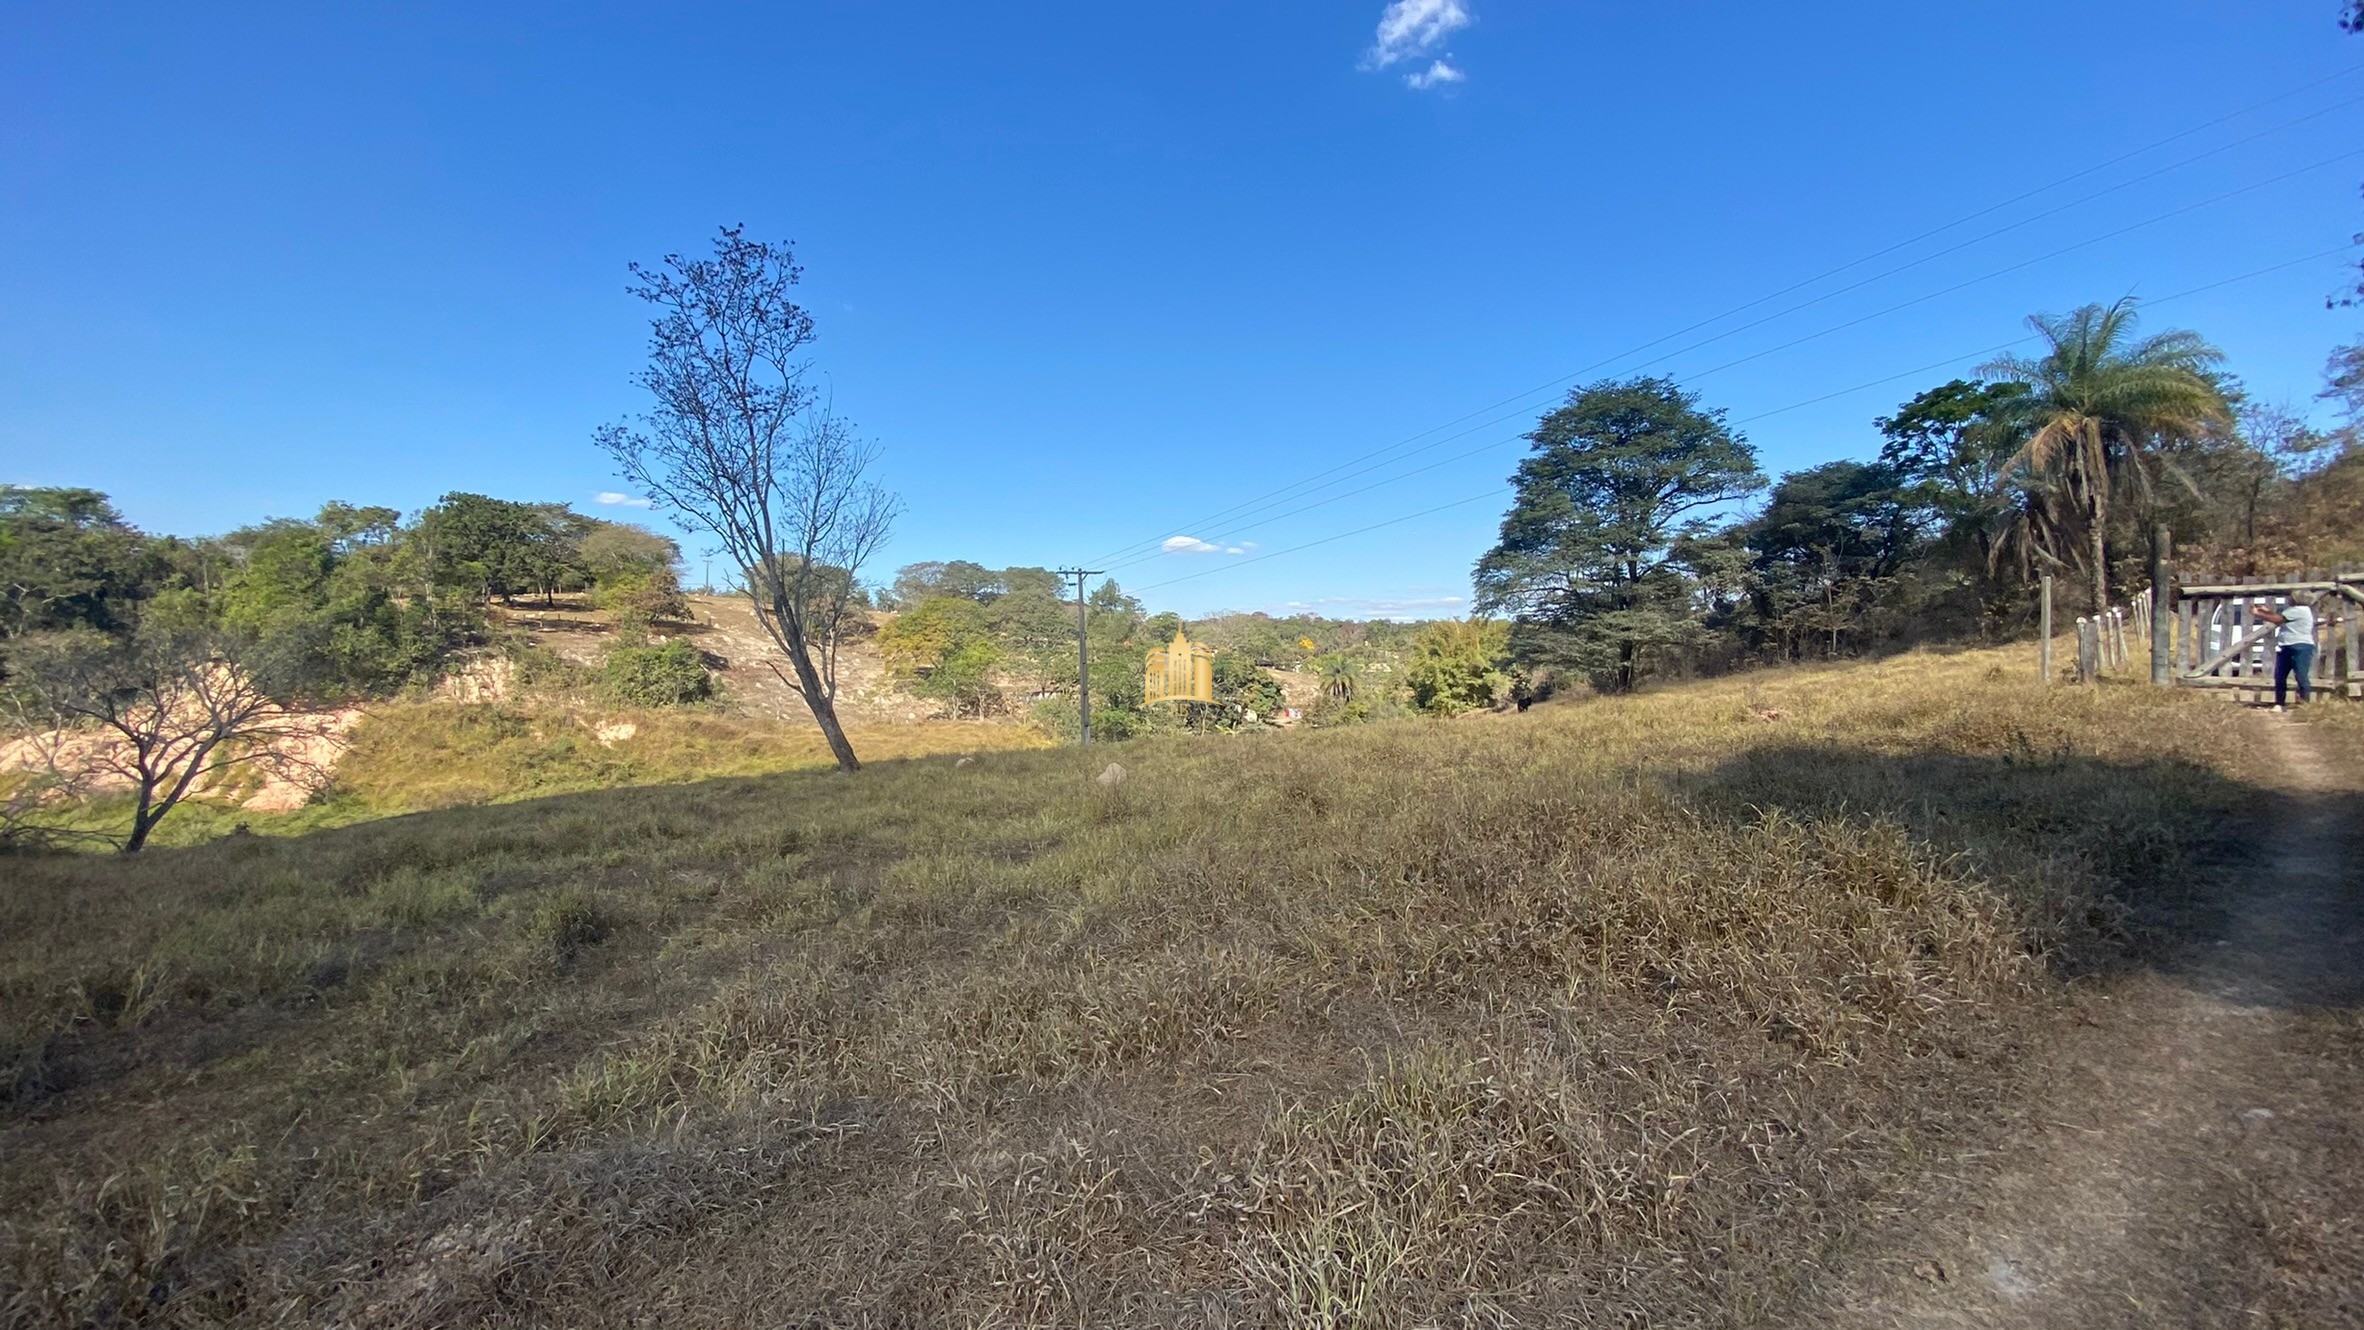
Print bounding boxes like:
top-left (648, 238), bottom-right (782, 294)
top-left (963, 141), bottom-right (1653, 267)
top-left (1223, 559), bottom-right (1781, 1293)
top-left (2167, 570), bottom-right (2362, 699)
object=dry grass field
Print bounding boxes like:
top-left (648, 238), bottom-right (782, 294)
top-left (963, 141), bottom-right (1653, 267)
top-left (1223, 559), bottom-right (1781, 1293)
top-left (0, 645), bottom-right (2315, 1327)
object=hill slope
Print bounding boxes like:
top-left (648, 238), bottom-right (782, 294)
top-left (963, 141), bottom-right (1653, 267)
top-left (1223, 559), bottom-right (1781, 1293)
top-left (0, 648), bottom-right (2334, 1327)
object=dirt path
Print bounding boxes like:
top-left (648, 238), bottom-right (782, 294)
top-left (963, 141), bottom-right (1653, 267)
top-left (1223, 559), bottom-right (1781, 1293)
top-left (1808, 713), bottom-right (2364, 1328)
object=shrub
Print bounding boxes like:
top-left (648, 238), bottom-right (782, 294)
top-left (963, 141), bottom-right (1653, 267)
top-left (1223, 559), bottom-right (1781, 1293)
top-left (600, 639), bottom-right (712, 707)
top-left (502, 638), bottom-right (591, 692)
top-left (1404, 619), bottom-right (1510, 715)
top-left (595, 569), bottom-right (691, 624)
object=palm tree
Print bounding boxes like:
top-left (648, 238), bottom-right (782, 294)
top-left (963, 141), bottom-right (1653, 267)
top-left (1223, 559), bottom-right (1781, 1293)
top-left (1982, 299), bottom-right (2227, 614)
top-left (1311, 652), bottom-right (1358, 702)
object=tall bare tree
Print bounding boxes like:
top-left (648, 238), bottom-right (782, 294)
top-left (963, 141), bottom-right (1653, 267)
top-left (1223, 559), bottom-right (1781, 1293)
top-left (595, 228), bottom-right (897, 771)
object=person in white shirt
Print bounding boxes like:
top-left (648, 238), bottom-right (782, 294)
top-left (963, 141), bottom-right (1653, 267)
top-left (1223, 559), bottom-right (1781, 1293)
top-left (2252, 598), bottom-right (2317, 709)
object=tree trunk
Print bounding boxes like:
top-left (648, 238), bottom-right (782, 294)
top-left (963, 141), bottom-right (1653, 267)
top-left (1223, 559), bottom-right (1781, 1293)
top-left (2089, 519), bottom-right (2109, 615)
top-left (775, 612), bottom-right (861, 772)
top-left (124, 792), bottom-right (158, 853)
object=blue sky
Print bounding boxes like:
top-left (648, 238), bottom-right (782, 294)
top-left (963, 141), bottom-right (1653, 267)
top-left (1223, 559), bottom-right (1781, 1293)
top-left (4, 2), bottom-right (2359, 618)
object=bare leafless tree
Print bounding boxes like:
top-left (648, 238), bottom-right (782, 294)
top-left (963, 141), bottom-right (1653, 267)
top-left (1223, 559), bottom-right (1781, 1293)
top-left (0, 702), bottom-right (107, 853)
top-left (595, 228), bottom-right (898, 771)
top-left (7, 627), bottom-right (322, 852)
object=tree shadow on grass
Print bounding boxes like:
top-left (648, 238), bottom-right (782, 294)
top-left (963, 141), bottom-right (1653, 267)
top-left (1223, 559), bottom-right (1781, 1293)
top-left (1678, 742), bottom-right (2364, 1010)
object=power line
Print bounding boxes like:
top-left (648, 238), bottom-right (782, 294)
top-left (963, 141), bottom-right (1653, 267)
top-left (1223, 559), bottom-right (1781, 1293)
top-left (1135, 490), bottom-right (1512, 593)
top-left (1732, 244), bottom-right (2358, 426)
top-left (1110, 143), bottom-right (2364, 570)
top-left (1105, 155), bottom-right (2363, 574)
top-left (1131, 243), bottom-right (2360, 597)
top-left (1640, 149), bottom-right (2364, 384)
top-left (1087, 72), bottom-right (2364, 569)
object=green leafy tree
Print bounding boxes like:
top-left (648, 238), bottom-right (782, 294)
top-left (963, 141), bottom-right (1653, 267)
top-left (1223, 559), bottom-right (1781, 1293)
top-left (1084, 582), bottom-right (1149, 725)
top-left (877, 596), bottom-right (991, 678)
top-left (1875, 379), bottom-right (2029, 550)
top-left (415, 493), bottom-right (581, 603)
top-left (987, 584), bottom-right (1073, 687)
top-left (1474, 377), bottom-right (1763, 692)
top-left (921, 638), bottom-right (1004, 718)
top-left (595, 566), bottom-right (691, 623)
top-left (583, 522), bottom-right (691, 625)
top-left (2326, 342), bottom-right (2364, 432)
top-left (890, 560), bottom-right (1001, 605)
top-left (1404, 619), bottom-right (1510, 715)
top-left (998, 566), bottom-right (1063, 599)
top-left (1211, 652), bottom-right (1286, 727)
top-left (577, 522), bottom-right (681, 583)
top-left (1980, 300), bottom-right (2228, 613)
top-left (314, 502), bottom-right (402, 553)
top-left (219, 520), bottom-right (335, 633)
top-left (0, 487), bottom-right (160, 640)
top-left (1743, 461), bottom-right (1921, 658)
top-left (217, 507), bottom-right (455, 695)
top-left (1028, 582), bottom-right (1155, 741)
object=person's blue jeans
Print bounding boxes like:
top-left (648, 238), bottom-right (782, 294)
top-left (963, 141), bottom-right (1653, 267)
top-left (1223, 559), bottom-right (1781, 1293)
top-left (2275, 643), bottom-right (2316, 706)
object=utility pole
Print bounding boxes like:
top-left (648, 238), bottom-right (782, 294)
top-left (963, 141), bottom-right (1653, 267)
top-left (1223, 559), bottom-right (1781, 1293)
top-left (1058, 568), bottom-right (1104, 744)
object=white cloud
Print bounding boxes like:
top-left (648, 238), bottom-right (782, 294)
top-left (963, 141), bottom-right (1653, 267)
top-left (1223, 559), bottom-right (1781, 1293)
top-left (1271, 593), bottom-right (1468, 620)
top-left (1404, 58), bottom-right (1464, 89)
top-left (1163, 535), bottom-right (1252, 556)
top-left (595, 492), bottom-right (652, 508)
top-left (1366, 0), bottom-right (1470, 71)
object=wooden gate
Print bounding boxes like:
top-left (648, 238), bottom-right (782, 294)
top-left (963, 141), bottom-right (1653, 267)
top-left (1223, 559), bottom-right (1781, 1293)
top-left (2168, 570), bottom-right (2363, 699)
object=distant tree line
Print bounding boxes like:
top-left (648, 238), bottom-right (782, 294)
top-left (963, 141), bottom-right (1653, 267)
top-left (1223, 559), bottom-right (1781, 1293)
top-left (872, 558), bottom-right (1530, 730)
top-left (1473, 301), bottom-right (2364, 696)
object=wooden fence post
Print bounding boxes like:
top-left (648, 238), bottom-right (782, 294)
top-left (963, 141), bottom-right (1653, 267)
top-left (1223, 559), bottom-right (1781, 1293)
top-left (2040, 575), bottom-right (2053, 683)
top-left (2076, 615), bottom-right (2098, 683)
top-left (2335, 592), bottom-right (2354, 699)
top-left (2232, 585), bottom-right (2252, 684)
top-left (2150, 526), bottom-right (2173, 686)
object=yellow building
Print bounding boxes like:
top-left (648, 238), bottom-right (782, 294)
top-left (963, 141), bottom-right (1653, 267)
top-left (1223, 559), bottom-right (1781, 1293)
top-left (1144, 629), bottom-right (1216, 705)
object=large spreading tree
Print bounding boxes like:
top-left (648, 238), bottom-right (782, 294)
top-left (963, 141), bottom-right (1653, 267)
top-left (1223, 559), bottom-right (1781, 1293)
top-left (0, 487), bottom-right (158, 641)
top-left (1474, 377), bottom-right (1763, 692)
top-left (596, 227), bottom-right (898, 772)
top-left (8, 615), bottom-right (324, 853)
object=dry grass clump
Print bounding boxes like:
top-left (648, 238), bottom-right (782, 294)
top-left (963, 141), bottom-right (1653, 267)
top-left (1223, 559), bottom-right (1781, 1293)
top-left (0, 645), bottom-right (2278, 1327)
